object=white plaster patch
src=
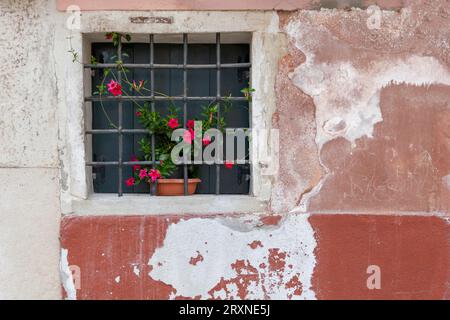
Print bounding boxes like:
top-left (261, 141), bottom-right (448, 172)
top-left (133, 265), bottom-right (140, 277)
top-left (148, 214), bottom-right (317, 300)
top-left (267, 11), bottom-right (280, 34)
top-left (60, 248), bottom-right (76, 300)
top-left (442, 174), bottom-right (450, 189)
top-left (285, 21), bottom-right (450, 149)
top-left (114, 276), bottom-right (121, 283)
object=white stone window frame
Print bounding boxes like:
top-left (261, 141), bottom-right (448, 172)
top-left (59, 11), bottom-right (283, 215)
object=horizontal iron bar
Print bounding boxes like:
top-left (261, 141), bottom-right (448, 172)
top-left (85, 96), bottom-right (247, 102)
top-left (87, 160), bottom-right (250, 166)
top-left (84, 63), bottom-right (251, 69)
top-left (87, 161), bottom-right (158, 166)
top-left (87, 161), bottom-right (119, 166)
top-left (86, 129), bottom-right (148, 134)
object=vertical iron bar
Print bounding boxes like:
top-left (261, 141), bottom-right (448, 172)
top-left (118, 37), bottom-right (123, 196)
top-left (215, 33), bottom-right (221, 195)
top-left (183, 34), bottom-right (188, 195)
top-left (150, 34), bottom-right (156, 196)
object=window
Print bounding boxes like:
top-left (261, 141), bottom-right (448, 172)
top-left (85, 33), bottom-right (251, 196)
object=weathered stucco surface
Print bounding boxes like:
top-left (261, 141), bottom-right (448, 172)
top-left (60, 213), bottom-right (449, 299)
top-left (61, 214), bottom-right (317, 299)
top-left (310, 214), bottom-right (450, 299)
top-left (0, 169), bottom-right (60, 299)
top-left (0, 0), bottom-right (61, 299)
top-left (1, 0), bottom-right (449, 300)
top-left (0, 0), bottom-right (59, 167)
top-left (271, 1), bottom-right (450, 214)
top-left (309, 85), bottom-right (450, 212)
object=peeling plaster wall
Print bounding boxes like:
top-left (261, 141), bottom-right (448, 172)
top-left (148, 214), bottom-right (316, 299)
top-left (60, 213), bottom-right (449, 300)
top-left (1, 0), bottom-right (449, 300)
top-left (60, 215), bottom-right (317, 299)
top-left (271, 1), bottom-right (450, 214)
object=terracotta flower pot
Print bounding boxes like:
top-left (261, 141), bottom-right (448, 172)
top-left (155, 178), bottom-right (201, 196)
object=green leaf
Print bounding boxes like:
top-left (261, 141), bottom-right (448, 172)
top-left (160, 154), bottom-right (169, 161)
top-left (68, 49), bottom-right (78, 63)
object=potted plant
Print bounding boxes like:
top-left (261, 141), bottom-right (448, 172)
top-left (125, 101), bottom-right (229, 196)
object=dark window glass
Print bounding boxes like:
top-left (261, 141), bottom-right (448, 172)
top-left (90, 41), bottom-right (251, 195)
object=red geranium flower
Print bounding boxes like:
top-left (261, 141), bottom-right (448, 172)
top-left (149, 169), bottom-right (161, 182)
top-left (125, 177), bottom-right (135, 186)
top-left (187, 120), bottom-right (195, 129)
top-left (224, 161), bottom-right (234, 169)
top-left (106, 79), bottom-right (122, 96)
top-left (135, 111), bottom-right (142, 117)
top-left (130, 155), bottom-right (140, 171)
top-left (138, 169), bottom-right (148, 180)
top-left (168, 118), bottom-right (179, 129)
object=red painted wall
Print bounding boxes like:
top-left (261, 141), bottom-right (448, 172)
top-left (61, 215), bottom-right (449, 299)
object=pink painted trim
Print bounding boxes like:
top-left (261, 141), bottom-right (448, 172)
top-left (57, 0), bottom-right (405, 11)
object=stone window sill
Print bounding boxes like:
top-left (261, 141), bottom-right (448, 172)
top-left (70, 194), bottom-right (268, 216)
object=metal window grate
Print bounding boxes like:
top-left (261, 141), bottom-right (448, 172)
top-left (85, 33), bottom-right (251, 196)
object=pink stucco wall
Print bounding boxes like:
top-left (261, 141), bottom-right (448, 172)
top-left (56, 0), bottom-right (405, 11)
